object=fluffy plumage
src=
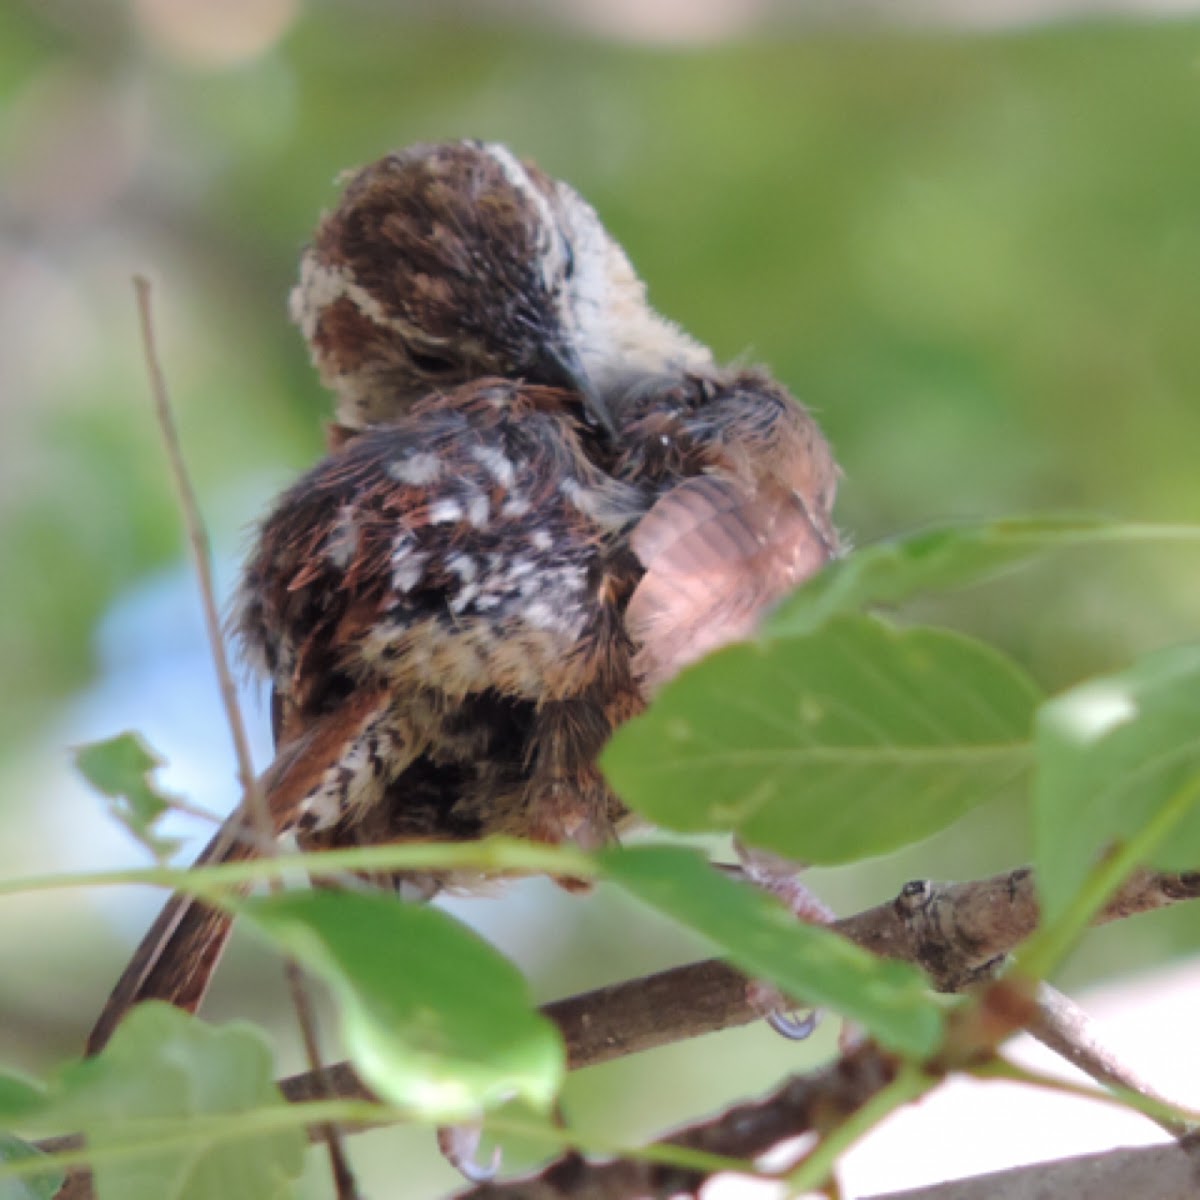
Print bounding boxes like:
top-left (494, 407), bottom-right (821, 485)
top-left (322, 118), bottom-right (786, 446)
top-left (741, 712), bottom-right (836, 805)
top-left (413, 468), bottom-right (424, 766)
top-left (86, 143), bottom-right (839, 1056)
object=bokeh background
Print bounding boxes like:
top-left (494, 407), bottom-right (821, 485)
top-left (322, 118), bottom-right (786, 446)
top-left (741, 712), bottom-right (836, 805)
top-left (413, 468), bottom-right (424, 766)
top-left (3, 0), bottom-right (1200, 1194)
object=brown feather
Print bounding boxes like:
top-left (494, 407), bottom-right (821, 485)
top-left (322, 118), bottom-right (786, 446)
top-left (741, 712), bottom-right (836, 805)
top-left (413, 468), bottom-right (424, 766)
top-left (85, 827), bottom-right (252, 1056)
top-left (627, 476), bottom-right (834, 691)
top-left (90, 141), bottom-right (845, 1048)
top-left (85, 686), bottom-right (390, 1054)
top-left (88, 371), bottom-right (840, 1049)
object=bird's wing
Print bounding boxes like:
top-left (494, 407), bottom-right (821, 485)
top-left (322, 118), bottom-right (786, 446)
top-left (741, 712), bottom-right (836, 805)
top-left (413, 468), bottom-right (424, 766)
top-left (626, 474), bottom-right (833, 692)
top-left (87, 382), bottom-right (638, 1053)
top-left (237, 381), bottom-right (643, 721)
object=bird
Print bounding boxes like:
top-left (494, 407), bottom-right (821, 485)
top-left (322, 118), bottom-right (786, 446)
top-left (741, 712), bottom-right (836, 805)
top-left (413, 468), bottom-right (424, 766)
top-left (289, 139), bottom-right (712, 434)
top-left (85, 141), bottom-right (840, 1057)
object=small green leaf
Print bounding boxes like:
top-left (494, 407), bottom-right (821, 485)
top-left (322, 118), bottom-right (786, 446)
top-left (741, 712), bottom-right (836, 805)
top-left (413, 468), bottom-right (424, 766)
top-left (0, 1074), bottom-right (46, 1123)
top-left (1034, 643), bottom-right (1200, 925)
top-left (769, 515), bottom-right (1110, 637)
top-left (242, 891), bottom-right (564, 1122)
top-left (53, 1004), bottom-right (303, 1200)
top-left (73, 733), bottom-right (183, 862)
top-left (601, 846), bottom-right (943, 1057)
top-left (604, 615), bottom-right (1040, 864)
top-left (0, 1133), bottom-right (64, 1200)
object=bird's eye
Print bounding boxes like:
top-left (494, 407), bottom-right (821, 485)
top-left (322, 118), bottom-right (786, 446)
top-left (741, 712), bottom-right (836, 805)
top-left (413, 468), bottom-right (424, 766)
top-left (410, 350), bottom-right (457, 376)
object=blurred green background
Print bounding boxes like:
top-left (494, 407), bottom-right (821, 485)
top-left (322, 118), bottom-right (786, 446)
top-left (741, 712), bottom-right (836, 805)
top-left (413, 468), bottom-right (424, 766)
top-left (3, 0), bottom-right (1200, 1194)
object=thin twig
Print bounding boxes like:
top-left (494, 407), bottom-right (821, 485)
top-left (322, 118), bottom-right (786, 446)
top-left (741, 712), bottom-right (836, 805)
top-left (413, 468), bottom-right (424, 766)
top-left (132, 277), bottom-right (261, 822)
top-left (453, 1042), bottom-right (904, 1199)
top-left (158, 793), bottom-right (229, 827)
top-left (1030, 983), bottom-right (1196, 1138)
top-left (283, 959), bottom-right (360, 1197)
top-left (132, 277), bottom-right (358, 1200)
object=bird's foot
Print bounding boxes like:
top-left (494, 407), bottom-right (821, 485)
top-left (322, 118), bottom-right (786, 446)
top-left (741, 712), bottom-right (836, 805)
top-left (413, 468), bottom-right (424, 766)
top-left (733, 839), bottom-right (837, 1041)
top-left (437, 1123), bottom-right (501, 1183)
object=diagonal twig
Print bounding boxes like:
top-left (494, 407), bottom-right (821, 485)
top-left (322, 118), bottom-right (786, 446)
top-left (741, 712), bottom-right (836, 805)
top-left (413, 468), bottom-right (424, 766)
top-left (453, 1042), bottom-right (905, 1199)
top-left (132, 277), bottom-right (358, 1199)
top-left (133, 277), bottom-right (262, 825)
top-left (1029, 983), bottom-right (1196, 1138)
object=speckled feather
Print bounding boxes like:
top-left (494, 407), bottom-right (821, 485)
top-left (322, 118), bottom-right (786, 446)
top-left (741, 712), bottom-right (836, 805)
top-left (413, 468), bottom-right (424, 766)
top-left (237, 377), bottom-right (647, 853)
top-left (87, 142), bottom-right (839, 1052)
top-left (233, 369), bottom-right (838, 860)
top-left (87, 367), bottom-right (838, 1054)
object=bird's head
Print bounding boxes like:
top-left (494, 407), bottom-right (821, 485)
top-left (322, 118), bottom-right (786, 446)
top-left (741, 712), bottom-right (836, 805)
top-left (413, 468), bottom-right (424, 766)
top-left (291, 140), bottom-right (711, 432)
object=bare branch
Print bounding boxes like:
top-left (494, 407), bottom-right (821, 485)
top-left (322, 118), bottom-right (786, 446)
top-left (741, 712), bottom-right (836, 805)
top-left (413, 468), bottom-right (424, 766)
top-left (1030, 984), bottom-right (1195, 1138)
top-left (51, 863), bottom-right (1200, 1200)
top-left (277, 865), bottom-right (1200, 1107)
top-left (835, 865), bottom-right (1200, 992)
top-left (454, 1042), bottom-right (903, 1200)
top-left (861, 1140), bottom-right (1200, 1200)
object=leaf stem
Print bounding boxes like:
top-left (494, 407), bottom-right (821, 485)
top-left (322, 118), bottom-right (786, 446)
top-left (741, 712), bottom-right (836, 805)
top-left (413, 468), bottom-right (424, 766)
top-left (6, 1099), bottom-right (759, 1187)
top-left (782, 1063), bottom-right (932, 1194)
top-left (480, 1112), bottom-right (761, 1178)
top-left (976, 1056), bottom-right (1199, 1135)
top-left (1019, 771), bottom-right (1200, 980)
top-left (0, 1101), bottom-right (391, 1184)
top-left (0, 838), bottom-right (597, 901)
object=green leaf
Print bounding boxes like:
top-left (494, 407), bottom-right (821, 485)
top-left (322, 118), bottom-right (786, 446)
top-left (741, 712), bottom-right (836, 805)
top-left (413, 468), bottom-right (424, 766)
top-left (73, 733), bottom-right (183, 862)
top-left (52, 1004), bottom-right (303, 1200)
top-left (0, 1074), bottom-right (46, 1123)
top-left (769, 515), bottom-right (1111, 637)
top-left (602, 846), bottom-right (944, 1057)
top-left (604, 615), bottom-right (1040, 864)
top-left (242, 891), bottom-right (564, 1122)
top-left (1033, 643), bottom-right (1200, 925)
top-left (0, 1134), bottom-right (63, 1200)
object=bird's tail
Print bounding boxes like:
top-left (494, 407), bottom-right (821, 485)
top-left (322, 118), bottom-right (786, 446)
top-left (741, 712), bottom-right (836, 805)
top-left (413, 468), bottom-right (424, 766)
top-left (84, 686), bottom-right (392, 1057)
top-left (85, 815), bottom-right (258, 1056)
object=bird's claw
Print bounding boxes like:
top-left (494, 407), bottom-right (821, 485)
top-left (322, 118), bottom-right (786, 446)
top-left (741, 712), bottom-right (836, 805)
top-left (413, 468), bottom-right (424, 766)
top-left (437, 1123), bottom-right (502, 1183)
top-left (746, 978), bottom-right (822, 1041)
top-left (766, 1006), bottom-right (821, 1041)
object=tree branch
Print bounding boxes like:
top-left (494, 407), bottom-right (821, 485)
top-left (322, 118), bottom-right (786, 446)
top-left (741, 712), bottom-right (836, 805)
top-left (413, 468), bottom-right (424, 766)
top-left (1029, 984), bottom-right (1195, 1138)
top-left (277, 864), bottom-right (1200, 1105)
top-left (50, 865), bottom-right (1200, 1200)
top-left (834, 865), bottom-right (1200, 991)
top-left (456, 1041), bottom-right (904, 1200)
top-left (861, 1140), bottom-right (1200, 1200)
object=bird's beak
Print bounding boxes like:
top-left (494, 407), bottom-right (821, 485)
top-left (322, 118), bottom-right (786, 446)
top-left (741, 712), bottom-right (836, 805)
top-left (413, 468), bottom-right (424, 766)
top-left (536, 343), bottom-right (617, 439)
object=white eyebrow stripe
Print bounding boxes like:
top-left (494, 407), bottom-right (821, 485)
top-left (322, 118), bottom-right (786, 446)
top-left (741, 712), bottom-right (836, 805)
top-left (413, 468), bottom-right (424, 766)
top-left (481, 143), bottom-right (555, 232)
top-left (293, 254), bottom-right (433, 343)
top-left (481, 142), bottom-right (566, 285)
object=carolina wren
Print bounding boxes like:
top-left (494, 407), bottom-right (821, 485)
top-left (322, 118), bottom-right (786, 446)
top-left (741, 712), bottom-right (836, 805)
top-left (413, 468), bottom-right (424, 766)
top-left (290, 139), bottom-right (712, 434)
top-left (86, 142), bottom-right (840, 1055)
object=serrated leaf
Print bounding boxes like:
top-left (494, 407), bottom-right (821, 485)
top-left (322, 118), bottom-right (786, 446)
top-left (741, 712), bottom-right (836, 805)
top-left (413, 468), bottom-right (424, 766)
top-left (242, 891), bottom-right (564, 1122)
top-left (602, 846), bottom-right (943, 1057)
top-left (1034, 643), bottom-right (1200, 924)
top-left (52, 1005), bottom-right (303, 1200)
top-left (0, 1133), bottom-right (63, 1200)
top-left (73, 733), bottom-right (183, 862)
top-left (604, 615), bottom-right (1040, 864)
top-left (769, 515), bottom-right (1110, 637)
